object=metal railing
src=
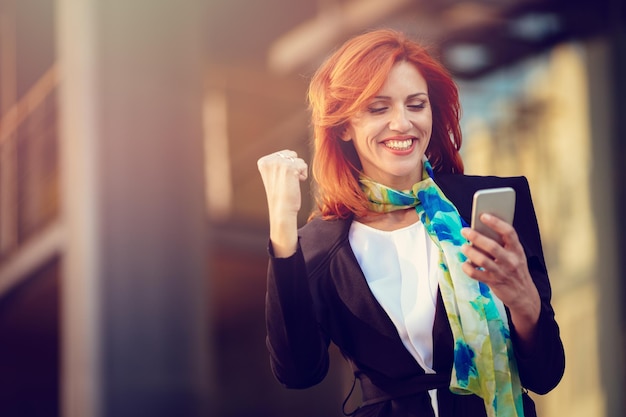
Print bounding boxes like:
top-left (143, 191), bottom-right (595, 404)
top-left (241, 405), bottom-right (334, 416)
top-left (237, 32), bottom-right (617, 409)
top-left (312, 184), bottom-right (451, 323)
top-left (0, 64), bottom-right (62, 292)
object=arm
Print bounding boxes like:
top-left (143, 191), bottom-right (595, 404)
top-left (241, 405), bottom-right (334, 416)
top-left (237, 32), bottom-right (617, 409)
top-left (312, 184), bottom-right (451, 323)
top-left (258, 150), bottom-right (331, 388)
top-left (266, 242), bottom-right (331, 388)
top-left (509, 255), bottom-right (565, 394)
top-left (460, 177), bottom-right (564, 394)
top-left (257, 150), bottom-right (308, 258)
top-left (507, 179), bottom-right (565, 394)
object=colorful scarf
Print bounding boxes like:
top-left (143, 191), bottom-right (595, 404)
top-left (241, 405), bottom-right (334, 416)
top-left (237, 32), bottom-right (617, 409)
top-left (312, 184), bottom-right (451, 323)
top-left (359, 159), bottom-right (524, 417)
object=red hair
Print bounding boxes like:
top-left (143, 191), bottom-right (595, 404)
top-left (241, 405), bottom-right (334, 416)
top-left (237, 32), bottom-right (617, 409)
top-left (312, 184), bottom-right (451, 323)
top-left (308, 29), bottom-right (464, 220)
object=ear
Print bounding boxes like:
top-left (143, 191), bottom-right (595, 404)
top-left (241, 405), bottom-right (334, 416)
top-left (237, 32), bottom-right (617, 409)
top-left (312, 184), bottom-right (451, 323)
top-left (339, 125), bottom-right (353, 142)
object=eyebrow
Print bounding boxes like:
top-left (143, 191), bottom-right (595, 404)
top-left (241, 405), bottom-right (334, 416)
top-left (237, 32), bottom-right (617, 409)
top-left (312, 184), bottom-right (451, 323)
top-left (372, 92), bottom-right (428, 100)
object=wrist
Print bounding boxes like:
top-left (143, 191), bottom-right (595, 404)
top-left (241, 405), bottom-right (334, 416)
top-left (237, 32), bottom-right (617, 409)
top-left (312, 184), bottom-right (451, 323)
top-left (509, 288), bottom-right (541, 349)
top-left (269, 214), bottom-right (298, 258)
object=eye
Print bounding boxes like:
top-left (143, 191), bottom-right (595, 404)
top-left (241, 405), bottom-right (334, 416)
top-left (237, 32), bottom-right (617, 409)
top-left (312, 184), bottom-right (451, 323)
top-left (407, 101), bottom-right (426, 111)
top-left (367, 100), bottom-right (389, 114)
top-left (368, 106), bottom-right (388, 114)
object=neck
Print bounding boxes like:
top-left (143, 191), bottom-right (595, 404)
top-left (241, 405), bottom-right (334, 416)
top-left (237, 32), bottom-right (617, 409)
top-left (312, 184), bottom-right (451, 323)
top-left (356, 208), bottom-right (419, 231)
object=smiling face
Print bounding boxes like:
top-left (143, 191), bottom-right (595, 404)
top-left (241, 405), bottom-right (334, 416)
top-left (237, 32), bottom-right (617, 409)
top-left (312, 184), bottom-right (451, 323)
top-left (343, 61), bottom-right (432, 190)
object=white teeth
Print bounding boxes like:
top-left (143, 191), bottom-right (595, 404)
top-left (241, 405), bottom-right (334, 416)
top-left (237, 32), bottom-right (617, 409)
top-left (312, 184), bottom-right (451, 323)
top-left (384, 139), bottom-right (413, 150)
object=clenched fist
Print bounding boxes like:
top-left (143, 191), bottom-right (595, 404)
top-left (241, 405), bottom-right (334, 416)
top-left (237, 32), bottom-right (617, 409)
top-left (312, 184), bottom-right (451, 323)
top-left (257, 150), bottom-right (308, 257)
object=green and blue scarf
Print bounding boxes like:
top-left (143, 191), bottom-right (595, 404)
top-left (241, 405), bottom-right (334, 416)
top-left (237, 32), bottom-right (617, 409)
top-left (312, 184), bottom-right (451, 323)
top-left (359, 158), bottom-right (524, 417)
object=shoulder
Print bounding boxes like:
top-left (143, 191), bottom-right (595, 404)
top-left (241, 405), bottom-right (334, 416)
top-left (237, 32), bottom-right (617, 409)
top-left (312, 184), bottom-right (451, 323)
top-left (437, 173), bottom-right (544, 256)
top-left (435, 173), bottom-right (531, 219)
top-left (297, 216), bottom-right (353, 276)
top-left (299, 216), bottom-right (352, 241)
top-left (435, 173), bottom-right (530, 197)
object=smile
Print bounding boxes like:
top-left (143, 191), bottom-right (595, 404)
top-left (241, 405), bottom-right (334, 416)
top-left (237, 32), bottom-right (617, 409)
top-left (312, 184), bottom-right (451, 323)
top-left (383, 138), bottom-right (414, 151)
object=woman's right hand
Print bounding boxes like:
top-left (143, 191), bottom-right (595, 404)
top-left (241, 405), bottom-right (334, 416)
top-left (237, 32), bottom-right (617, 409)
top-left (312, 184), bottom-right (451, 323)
top-left (257, 150), bottom-right (308, 257)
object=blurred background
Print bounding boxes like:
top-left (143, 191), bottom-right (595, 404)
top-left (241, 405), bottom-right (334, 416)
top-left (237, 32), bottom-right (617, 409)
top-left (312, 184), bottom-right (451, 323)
top-left (0, 0), bottom-right (624, 416)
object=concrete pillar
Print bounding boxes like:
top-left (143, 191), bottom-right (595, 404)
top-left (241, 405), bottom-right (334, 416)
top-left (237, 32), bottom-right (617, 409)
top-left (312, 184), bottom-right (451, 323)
top-left (56, 1), bottom-right (213, 416)
top-left (587, 1), bottom-right (626, 414)
top-left (608, 0), bottom-right (626, 414)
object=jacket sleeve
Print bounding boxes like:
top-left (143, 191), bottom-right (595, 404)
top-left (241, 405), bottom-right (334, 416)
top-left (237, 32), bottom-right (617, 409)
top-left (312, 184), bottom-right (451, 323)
top-left (510, 177), bottom-right (565, 394)
top-left (265, 240), bottom-right (331, 389)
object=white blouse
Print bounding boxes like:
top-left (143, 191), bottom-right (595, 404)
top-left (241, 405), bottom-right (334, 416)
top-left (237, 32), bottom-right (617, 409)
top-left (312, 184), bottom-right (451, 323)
top-left (349, 219), bottom-right (442, 416)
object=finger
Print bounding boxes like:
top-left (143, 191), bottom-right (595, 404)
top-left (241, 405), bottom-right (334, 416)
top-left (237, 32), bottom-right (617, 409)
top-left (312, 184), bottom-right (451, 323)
top-left (463, 235), bottom-right (524, 283)
top-left (461, 260), bottom-right (491, 282)
top-left (275, 150), bottom-right (308, 181)
top-left (479, 213), bottom-right (519, 247)
top-left (258, 151), bottom-right (305, 174)
top-left (275, 149), bottom-right (298, 161)
top-left (461, 243), bottom-right (497, 270)
top-left (461, 227), bottom-right (501, 257)
top-left (294, 159), bottom-right (309, 181)
top-left (461, 246), bottom-right (510, 289)
top-left (462, 236), bottom-right (529, 283)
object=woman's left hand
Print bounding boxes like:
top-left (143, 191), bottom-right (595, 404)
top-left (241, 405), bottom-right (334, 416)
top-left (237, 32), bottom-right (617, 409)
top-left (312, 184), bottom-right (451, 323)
top-left (460, 213), bottom-right (541, 347)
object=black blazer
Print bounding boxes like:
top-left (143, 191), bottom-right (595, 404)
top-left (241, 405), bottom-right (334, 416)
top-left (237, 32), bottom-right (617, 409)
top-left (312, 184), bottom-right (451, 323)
top-left (266, 174), bottom-right (565, 417)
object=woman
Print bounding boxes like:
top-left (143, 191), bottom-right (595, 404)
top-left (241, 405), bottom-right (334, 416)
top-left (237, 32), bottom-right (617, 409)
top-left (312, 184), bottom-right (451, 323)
top-left (257, 29), bottom-right (564, 417)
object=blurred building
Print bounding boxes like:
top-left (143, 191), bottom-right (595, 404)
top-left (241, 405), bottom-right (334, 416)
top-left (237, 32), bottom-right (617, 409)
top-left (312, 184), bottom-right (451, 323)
top-left (0, 0), bottom-right (624, 416)
top-left (460, 41), bottom-right (621, 416)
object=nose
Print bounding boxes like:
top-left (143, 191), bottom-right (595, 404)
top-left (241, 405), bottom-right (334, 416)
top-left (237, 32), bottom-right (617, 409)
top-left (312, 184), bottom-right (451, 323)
top-left (389, 107), bottom-right (412, 132)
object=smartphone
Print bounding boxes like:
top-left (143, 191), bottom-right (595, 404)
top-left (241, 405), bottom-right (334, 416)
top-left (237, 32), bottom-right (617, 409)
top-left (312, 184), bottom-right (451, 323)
top-left (470, 187), bottom-right (516, 245)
